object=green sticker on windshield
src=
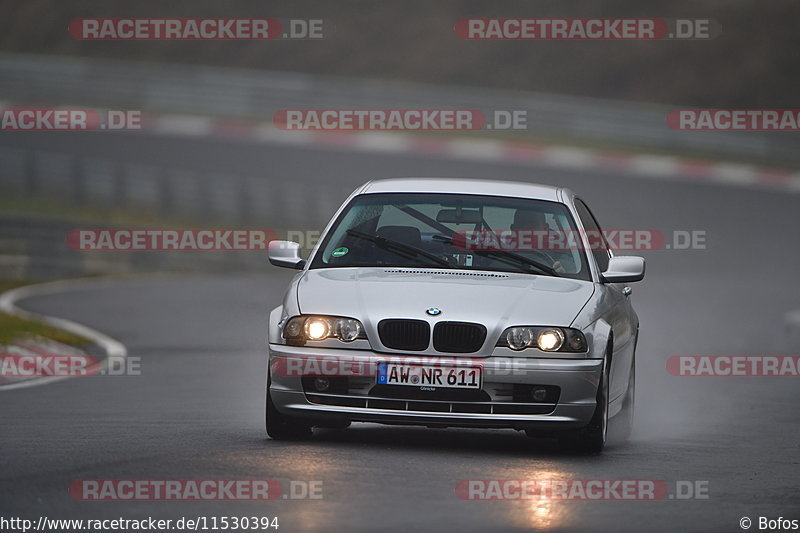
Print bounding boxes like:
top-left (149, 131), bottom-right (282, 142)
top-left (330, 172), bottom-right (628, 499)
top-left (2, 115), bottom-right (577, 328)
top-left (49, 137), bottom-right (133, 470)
top-left (332, 247), bottom-right (349, 258)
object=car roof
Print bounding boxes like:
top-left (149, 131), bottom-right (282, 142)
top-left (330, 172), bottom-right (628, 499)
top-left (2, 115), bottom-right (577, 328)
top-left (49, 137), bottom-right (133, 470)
top-left (358, 177), bottom-right (566, 202)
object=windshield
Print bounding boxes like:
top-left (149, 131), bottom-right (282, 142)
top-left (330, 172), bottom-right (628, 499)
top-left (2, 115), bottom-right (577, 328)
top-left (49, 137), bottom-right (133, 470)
top-left (310, 193), bottom-right (591, 280)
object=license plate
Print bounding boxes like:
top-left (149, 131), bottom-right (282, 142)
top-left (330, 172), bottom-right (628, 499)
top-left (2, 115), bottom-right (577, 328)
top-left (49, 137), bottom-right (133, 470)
top-left (377, 363), bottom-right (482, 389)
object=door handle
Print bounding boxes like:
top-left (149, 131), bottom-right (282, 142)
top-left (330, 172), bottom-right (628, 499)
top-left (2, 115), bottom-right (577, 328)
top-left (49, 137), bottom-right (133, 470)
top-left (622, 286), bottom-right (632, 296)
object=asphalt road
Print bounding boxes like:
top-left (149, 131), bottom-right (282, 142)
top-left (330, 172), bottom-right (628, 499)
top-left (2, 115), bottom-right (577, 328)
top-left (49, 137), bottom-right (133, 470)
top-left (1, 136), bottom-right (800, 532)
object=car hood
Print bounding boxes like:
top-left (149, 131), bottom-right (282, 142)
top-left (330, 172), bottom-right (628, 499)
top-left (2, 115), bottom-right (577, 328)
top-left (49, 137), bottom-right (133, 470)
top-left (296, 268), bottom-right (594, 350)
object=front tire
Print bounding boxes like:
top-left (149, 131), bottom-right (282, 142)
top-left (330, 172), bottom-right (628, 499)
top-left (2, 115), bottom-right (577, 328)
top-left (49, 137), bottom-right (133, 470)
top-left (614, 356), bottom-right (635, 442)
top-left (265, 377), bottom-right (312, 441)
top-left (560, 352), bottom-right (609, 454)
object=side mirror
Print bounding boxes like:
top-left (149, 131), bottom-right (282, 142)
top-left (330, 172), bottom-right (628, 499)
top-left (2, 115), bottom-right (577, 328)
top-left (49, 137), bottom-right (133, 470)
top-left (601, 256), bottom-right (645, 283)
top-left (268, 241), bottom-right (306, 270)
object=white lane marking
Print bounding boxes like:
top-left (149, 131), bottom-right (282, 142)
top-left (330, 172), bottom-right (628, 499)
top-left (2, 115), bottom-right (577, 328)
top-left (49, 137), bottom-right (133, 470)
top-left (446, 138), bottom-right (505, 160)
top-left (5, 95), bottom-right (783, 194)
top-left (629, 155), bottom-right (680, 178)
top-left (254, 123), bottom-right (315, 144)
top-left (353, 132), bottom-right (413, 153)
top-left (543, 146), bottom-right (595, 169)
top-left (710, 163), bottom-right (758, 186)
top-left (151, 114), bottom-right (213, 136)
top-left (0, 280), bottom-right (127, 391)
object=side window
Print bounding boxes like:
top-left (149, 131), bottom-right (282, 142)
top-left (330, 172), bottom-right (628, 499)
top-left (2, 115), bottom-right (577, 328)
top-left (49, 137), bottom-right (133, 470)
top-left (574, 199), bottom-right (610, 272)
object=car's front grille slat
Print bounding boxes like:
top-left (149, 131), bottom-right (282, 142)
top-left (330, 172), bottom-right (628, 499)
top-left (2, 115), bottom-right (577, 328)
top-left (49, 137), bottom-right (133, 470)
top-left (433, 321), bottom-right (487, 353)
top-left (378, 319), bottom-right (430, 351)
top-left (377, 319), bottom-right (487, 354)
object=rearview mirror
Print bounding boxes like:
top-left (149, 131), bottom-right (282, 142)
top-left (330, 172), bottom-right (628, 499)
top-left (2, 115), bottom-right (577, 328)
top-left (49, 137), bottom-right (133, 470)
top-left (436, 208), bottom-right (483, 224)
top-left (601, 256), bottom-right (645, 283)
top-left (268, 241), bottom-right (306, 270)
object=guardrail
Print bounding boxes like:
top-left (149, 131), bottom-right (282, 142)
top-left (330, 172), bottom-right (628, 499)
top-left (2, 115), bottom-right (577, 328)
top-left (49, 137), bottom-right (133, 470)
top-left (0, 209), bottom-right (278, 280)
top-left (0, 52), bottom-right (796, 163)
top-left (0, 53), bottom-right (796, 279)
top-left (0, 141), bottom-right (342, 224)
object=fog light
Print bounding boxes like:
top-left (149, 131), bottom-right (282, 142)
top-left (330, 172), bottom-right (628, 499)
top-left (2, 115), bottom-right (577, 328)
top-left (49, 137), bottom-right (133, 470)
top-left (314, 377), bottom-right (330, 392)
top-left (532, 388), bottom-right (548, 402)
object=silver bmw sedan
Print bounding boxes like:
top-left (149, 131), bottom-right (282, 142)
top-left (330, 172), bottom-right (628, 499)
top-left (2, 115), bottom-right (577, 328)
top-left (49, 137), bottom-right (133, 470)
top-left (265, 177), bottom-right (644, 453)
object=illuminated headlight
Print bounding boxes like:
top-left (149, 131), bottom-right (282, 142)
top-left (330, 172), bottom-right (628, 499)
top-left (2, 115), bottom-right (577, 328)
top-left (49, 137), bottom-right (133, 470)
top-left (283, 315), bottom-right (366, 344)
top-left (305, 317), bottom-right (330, 340)
top-left (536, 328), bottom-right (564, 351)
top-left (498, 326), bottom-right (587, 353)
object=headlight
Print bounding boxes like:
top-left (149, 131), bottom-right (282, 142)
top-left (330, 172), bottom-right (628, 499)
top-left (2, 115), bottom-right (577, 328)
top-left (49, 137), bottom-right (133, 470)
top-left (283, 315), bottom-right (367, 344)
top-left (536, 328), bottom-right (564, 351)
top-left (498, 326), bottom-right (587, 353)
top-left (304, 317), bottom-right (330, 340)
top-left (283, 317), bottom-right (304, 338)
top-left (333, 318), bottom-right (363, 342)
top-left (506, 327), bottom-right (534, 351)
top-left (565, 329), bottom-right (587, 351)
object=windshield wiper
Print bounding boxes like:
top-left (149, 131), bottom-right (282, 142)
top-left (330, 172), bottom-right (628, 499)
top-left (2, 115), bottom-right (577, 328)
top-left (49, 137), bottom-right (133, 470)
top-left (394, 205), bottom-right (558, 277)
top-left (431, 234), bottom-right (559, 277)
top-left (346, 229), bottom-right (450, 268)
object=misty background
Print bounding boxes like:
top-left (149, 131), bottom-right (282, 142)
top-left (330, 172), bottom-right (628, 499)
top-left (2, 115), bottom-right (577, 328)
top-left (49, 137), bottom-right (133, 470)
top-left (1, 0), bottom-right (798, 106)
top-left (0, 0), bottom-right (797, 281)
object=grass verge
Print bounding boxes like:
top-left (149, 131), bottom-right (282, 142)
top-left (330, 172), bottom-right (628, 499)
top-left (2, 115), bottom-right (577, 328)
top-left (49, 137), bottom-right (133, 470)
top-left (0, 281), bottom-right (90, 347)
top-left (0, 311), bottom-right (90, 347)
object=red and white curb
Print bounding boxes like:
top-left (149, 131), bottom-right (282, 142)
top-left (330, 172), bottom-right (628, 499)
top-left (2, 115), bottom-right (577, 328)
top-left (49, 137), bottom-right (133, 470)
top-left (144, 113), bottom-right (800, 193)
top-left (4, 100), bottom-right (799, 193)
top-left (0, 336), bottom-right (94, 387)
top-left (0, 279), bottom-right (127, 391)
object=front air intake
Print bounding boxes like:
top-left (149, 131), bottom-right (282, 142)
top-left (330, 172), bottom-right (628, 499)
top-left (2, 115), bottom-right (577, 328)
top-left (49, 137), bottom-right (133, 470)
top-left (377, 319), bottom-right (430, 351)
top-left (433, 321), bottom-right (487, 353)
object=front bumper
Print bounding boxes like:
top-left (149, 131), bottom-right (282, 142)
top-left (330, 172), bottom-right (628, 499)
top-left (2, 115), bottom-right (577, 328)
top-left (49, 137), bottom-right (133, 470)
top-left (268, 344), bottom-right (603, 431)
